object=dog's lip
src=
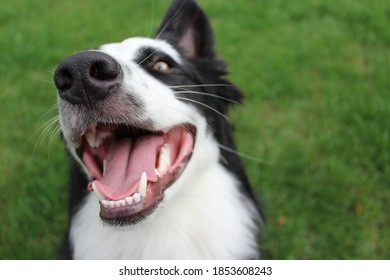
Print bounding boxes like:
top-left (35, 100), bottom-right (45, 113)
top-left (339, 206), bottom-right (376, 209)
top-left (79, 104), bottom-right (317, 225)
top-left (98, 165), bottom-right (183, 225)
top-left (98, 180), bottom-right (163, 224)
top-left (77, 123), bottom-right (196, 225)
top-left (96, 146), bottom-right (193, 225)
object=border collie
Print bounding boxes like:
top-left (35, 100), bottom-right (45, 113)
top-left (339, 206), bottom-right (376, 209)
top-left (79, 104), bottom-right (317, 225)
top-left (54, 0), bottom-right (262, 259)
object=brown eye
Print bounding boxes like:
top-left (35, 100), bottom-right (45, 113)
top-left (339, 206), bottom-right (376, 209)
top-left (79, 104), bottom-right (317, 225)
top-left (152, 61), bottom-right (170, 72)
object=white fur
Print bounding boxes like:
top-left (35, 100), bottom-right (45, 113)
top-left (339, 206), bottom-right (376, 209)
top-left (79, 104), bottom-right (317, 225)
top-left (65, 38), bottom-right (260, 259)
top-left (100, 37), bottom-right (182, 65)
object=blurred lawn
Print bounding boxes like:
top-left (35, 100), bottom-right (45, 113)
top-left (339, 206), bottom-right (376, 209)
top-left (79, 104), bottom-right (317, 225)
top-left (0, 0), bottom-right (389, 259)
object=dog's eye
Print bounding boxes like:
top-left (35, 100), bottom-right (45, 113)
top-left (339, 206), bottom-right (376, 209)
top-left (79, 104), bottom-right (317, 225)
top-left (151, 61), bottom-right (170, 72)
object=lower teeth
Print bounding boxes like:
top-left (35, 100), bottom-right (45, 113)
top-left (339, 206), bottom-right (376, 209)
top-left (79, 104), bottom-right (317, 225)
top-left (100, 192), bottom-right (144, 209)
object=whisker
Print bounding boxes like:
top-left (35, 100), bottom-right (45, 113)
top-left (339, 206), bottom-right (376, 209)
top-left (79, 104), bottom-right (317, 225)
top-left (30, 115), bottom-right (60, 160)
top-left (47, 124), bottom-right (62, 169)
top-left (31, 116), bottom-right (59, 146)
top-left (49, 124), bottom-right (62, 150)
top-left (174, 90), bottom-right (240, 104)
top-left (218, 144), bottom-right (264, 163)
top-left (137, 49), bottom-right (157, 66)
top-left (40, 104), bottom-right (58, 118)
top-left (146, 0), bottom-right (155, 38)
top-left (32, 78), bottom-right (55, 84)
top-left (176, 97), bottom-right (229, 120)
top-left (37, 68), bottom-right (55, 74)
top-left (30, 68), bottom-right (56, 84)
top-left (169, 84), bottom-right (234, 89)
top-left (155, 0), bottom-right (187, 39)
top-left (219, 154), bottom-right (229, 165)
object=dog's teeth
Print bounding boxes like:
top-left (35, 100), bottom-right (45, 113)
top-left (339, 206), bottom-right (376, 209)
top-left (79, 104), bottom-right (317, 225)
top-left (92, 182), bottom-right (106, 201)
top-left (157, 145), bottom-right (171, 175)
top-left (99, 194), bottom-right (143, 209)
top-left (138, 172), bottom-right (147, 197)
top-left (125, 196), bottom-right (133, 205)
top-left (101, 200), bottom-right (109, 208)
top-left (95, 131), bottom-right (111, 148)
top-left (85, 130), bottom-right (112, 148)
top-left (108, 201), bottom-right (115, 208)
top-left (132, 193), bottom-right (141, 203)
top-left (103, 159), bottom-right (107, 176)
top-left (95, 137), bottom-right (103, 148)
top-left (85, 132), bottom-right (96, 148)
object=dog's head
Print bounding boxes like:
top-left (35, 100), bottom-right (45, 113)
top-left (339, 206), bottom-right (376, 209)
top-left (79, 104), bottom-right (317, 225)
top-left (54, 0), bottom-right (243, 226)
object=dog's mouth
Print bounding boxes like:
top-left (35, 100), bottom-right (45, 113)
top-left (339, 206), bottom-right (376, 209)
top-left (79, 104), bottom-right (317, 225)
top-left (77, 123), bottom-right (195, 225)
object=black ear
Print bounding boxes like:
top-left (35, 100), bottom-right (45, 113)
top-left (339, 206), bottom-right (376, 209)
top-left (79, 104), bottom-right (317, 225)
top-left (156, 0), bottom-right (216, 59)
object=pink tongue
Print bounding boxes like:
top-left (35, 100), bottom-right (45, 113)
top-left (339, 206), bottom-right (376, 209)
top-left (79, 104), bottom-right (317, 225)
top-left (93, 136), bottom-right (164, 200)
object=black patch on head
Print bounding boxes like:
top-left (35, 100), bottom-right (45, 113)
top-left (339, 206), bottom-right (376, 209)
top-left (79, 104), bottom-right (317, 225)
top-left (154, 0), bottom-right (243, 149)
top-left (156, 0), bottom-right (216, 59)
top-left (154, 0), bottom-right (243, 109)
top-left (155, 0), bottom-right (262, 217)
top-left (135, 47), bottom-right (178, 68)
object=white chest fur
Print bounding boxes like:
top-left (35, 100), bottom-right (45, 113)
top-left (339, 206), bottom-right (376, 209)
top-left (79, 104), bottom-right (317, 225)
top-left (69, 162), bottom-right (259, 259)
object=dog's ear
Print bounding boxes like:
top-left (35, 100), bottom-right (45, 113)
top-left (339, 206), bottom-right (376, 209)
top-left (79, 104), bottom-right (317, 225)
top-left (156, 0), bottom-right (215, 59)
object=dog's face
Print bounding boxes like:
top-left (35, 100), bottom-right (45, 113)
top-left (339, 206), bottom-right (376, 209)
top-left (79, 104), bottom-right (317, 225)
top-left (54, 0), bottom-right (242, 226)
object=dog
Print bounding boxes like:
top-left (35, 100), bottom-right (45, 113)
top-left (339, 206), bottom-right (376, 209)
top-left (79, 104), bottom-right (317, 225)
top-left (54, 0), bottom-right (262, 259)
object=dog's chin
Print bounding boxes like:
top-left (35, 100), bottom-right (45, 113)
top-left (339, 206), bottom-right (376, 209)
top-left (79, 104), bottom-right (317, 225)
top-left (73, 123), bottom-right (196, 226)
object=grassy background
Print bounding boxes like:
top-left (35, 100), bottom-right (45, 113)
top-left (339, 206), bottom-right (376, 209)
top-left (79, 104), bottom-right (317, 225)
top-left (0, 0), bottom-right (389, 259)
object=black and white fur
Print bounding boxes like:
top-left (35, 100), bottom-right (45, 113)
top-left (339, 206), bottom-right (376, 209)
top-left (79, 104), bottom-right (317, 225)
top-left (55, 0), bottom-right (262, 259)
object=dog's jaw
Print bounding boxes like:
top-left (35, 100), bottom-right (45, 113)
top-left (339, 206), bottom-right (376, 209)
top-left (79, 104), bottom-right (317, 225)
top-left (81, 123), bottom-right (196, 225)
top-left (69, 124), bottom-right (260, 259)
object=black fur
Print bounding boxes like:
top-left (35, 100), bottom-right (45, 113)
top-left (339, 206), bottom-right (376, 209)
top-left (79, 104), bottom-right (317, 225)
top-left (61, 0), bottom-right (262, 258)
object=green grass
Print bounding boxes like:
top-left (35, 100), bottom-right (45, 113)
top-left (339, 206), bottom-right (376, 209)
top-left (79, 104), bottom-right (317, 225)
top-left (1, 0), bottom-right (389, 259)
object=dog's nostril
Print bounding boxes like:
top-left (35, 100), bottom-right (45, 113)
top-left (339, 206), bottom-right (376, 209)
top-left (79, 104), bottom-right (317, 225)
top-left (56, 69), bottom-right (74, 91)
top-left (90, 60), bottom-right (120, 81)
top-left (54, 51), bottom-right (122, 105)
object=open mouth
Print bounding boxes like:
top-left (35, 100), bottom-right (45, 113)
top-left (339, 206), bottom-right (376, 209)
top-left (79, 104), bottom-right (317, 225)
top-left (78, 123), bottom-right (195, 225)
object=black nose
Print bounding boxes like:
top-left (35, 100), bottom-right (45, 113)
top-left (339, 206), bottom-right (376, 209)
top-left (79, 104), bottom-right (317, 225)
top-left (54, 51), bottom-right (122, 105)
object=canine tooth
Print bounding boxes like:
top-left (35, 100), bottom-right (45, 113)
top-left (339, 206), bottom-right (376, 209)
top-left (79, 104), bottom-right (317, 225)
top-left (108, 201), bottom-right (115, 208)
top-left (92, 182), bottom-right (106, 201)
top-left (132, 193), bottom-right (141, 203)
top-left (103, 160), bottom-right (107, 176)
top-left (101, 200), bottom-right (109, 208)
top-left (95, 138), bottom-right (103, 148)
top-left (95, 131), bottom-right (111, 148)
top-left (157, 145), bottom-right (171, 174)
top-left (85, 132), bottom-right (96, 148)
top-left (138, 172), bottom-right (147, 197)
top-left (125, 196), bottom-right (133, 205)
top-left (119, 199), bottom-right (126, 206)
top-left (101, 131), bottom-right (112, 139)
